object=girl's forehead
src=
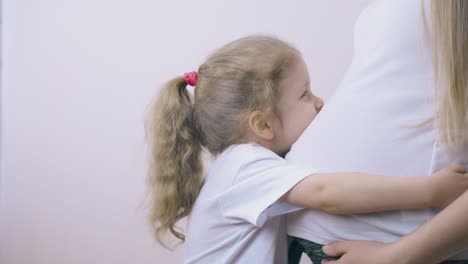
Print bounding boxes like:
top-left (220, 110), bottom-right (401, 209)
top-left (280, 61), bottom-right (309, 88)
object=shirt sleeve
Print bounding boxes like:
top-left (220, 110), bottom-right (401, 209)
top-left (216, 147), bottom-right (318, 227)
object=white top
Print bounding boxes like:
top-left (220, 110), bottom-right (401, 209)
top-left (286, 0), bottom-right (468, 259)
top-left (184, 143), bottom-right (317, 264)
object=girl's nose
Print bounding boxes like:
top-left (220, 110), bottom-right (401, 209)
top-left (315, 97), bottom-right (324, 112)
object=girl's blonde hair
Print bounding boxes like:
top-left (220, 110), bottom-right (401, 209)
top-left (145, 35), bottom-right (300, 247)
top-left (431, 0), bottom-right (468, 148)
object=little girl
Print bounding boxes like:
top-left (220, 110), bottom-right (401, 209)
top-left (145, 35), bottom-right (468, 263)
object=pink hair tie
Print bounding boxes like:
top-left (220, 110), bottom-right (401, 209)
top-left (184, 71), bottom-right (198, 86)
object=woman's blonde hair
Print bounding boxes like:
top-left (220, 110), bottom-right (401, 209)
top-left (145, 35), bottom-right (300, 247)
top-left (431, 0), bottom-right (468, 148)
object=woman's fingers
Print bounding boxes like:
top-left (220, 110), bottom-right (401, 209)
top-left (323, 241), bottom-right (348, 256)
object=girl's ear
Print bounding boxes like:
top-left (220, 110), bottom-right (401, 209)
top-left (248, 111), bottom-right (274, 140)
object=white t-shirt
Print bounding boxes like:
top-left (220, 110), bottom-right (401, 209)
top-left (184, 143), bottom-right (317, 264)
top-left (286, 0), bottom-right (468, 259)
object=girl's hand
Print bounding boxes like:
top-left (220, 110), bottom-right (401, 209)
top-left (429, 164), bottom-right (468, 208)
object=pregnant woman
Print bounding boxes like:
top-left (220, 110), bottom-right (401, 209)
top-left (286, 0), bottom-right (468, 263)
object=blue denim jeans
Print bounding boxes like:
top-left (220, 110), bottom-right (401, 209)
top-left (288, 236), bottom-right (338, 264)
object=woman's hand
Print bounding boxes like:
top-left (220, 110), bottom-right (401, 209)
top-left (429, 164), bottom-right (468, 208)
top-left (321, 240), bottom-right (402, 264)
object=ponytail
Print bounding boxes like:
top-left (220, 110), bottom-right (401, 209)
top-left (145, 77), bottom-right (203, 247)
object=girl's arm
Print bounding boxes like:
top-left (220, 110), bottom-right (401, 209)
top-left (282, 165), bottom-right (468, 214)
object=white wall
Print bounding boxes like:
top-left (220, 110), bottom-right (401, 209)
top-left (1, 1), bottom-right (372, 263)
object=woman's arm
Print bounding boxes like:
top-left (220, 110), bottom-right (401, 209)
top-left (396, 188), bottom-right (468, 263)
top-left (282, 165), bottom-right (468, 214)
top-left (322, 189), bottom-right (468, 264)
